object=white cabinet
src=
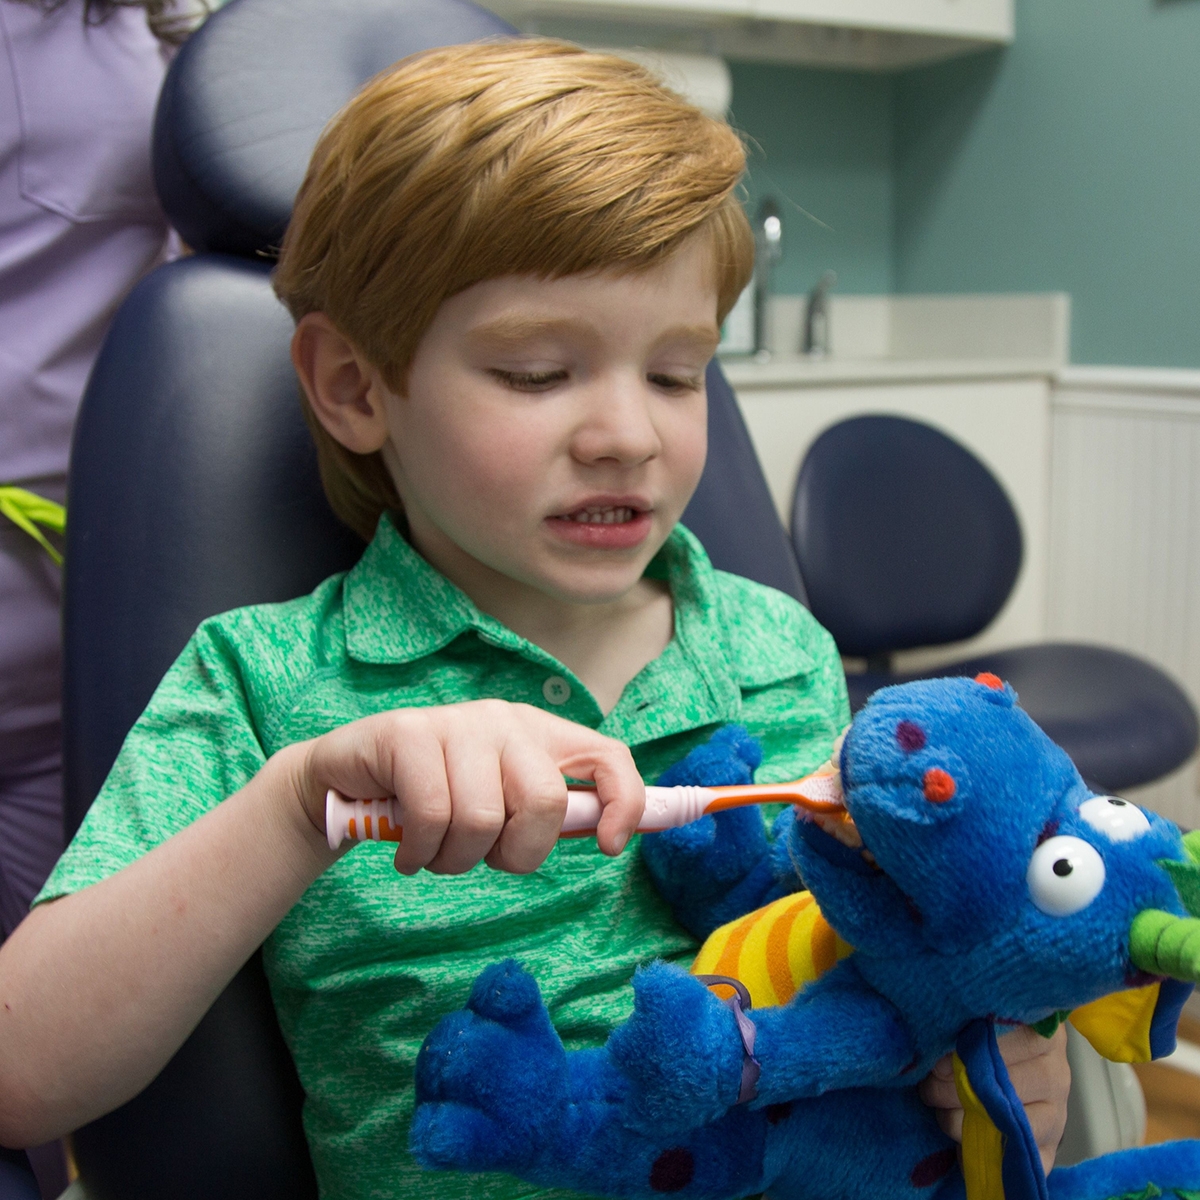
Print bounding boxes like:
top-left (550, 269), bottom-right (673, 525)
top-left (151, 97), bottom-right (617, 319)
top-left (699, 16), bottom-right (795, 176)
top-left (482, 0), bottom-right (1012, 70)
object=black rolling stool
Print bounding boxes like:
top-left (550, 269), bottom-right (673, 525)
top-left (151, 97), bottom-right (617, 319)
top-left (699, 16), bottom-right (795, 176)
top-left (791, 414), bottom-right (1198, 792)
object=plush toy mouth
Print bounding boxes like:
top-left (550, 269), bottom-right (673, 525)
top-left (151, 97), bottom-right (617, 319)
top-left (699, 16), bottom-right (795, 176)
top-left (791, 740), bottom-right (878, 868)
top-left (807, 809), bottom-right (875, 863)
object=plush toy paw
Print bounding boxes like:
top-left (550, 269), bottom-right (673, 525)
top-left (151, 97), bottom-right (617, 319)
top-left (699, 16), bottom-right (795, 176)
top-left (642, 727), bottom-right (774, 937)
top-left (606, 961), bottom-right (744, 1136)
top-left (412, 960), bottom-right (569, 1173)
top-left (656, 725), bottom-right (763, 791)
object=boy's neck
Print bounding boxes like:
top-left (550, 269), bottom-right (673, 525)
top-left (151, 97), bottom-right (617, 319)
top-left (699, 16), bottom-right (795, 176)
top-left (405, 521), bottom-right (674, 715)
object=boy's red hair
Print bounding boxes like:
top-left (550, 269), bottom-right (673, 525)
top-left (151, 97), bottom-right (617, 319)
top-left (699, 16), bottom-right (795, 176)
top-left (274, 38), bottom-right (754, 540)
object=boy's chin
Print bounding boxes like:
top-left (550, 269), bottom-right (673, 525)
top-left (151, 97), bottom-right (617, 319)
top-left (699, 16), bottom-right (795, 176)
top-left (538, 572), bottom-right (654, 607)
top-left (529, 553), bottom-right (661, 606)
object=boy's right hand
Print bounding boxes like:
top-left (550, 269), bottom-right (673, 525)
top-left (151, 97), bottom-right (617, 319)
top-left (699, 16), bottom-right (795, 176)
top-left (287, 700), bottom-right (645, 876)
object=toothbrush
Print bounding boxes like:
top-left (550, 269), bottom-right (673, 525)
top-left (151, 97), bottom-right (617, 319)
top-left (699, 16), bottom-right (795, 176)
top-left (324, 768), bottom-right (845, 850)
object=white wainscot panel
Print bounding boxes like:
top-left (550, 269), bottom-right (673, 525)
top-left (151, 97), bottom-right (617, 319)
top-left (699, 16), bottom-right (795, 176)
top-left (733, 374), bottom-right (1053, 669)
top-left (1049, 371), bottom-right (1200, 826)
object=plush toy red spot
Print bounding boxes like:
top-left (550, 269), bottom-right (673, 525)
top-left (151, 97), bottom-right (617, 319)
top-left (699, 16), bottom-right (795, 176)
top-left (923, 768), bottom-right (957, 803)
top-left (974, 672), bottom-right (1003, 690)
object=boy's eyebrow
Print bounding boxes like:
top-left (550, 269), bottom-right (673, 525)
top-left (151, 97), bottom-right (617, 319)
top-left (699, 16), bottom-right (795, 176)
top-left (468, 316), bottom-right (720, 352)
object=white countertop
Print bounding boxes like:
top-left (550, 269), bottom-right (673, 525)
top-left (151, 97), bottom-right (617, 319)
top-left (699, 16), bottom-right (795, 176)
top-left (719, 355), bottom-right (1063, 390)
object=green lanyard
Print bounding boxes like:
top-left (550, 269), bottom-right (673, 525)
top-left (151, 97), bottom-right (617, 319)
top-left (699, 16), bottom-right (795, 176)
top-left (0, 487), bottom-right (66, 565)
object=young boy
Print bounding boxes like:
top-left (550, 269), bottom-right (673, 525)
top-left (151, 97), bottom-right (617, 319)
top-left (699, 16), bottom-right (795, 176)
top-left (0, 39), bottom-right (1067, 1200)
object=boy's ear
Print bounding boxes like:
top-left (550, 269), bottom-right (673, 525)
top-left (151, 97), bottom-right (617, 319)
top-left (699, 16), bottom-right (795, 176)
top-left (291, 312), bottom-right (390, 454)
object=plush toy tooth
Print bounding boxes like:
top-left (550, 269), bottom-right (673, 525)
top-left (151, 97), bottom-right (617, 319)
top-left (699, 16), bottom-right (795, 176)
top-left (794, 732), bottom-right (869, 851)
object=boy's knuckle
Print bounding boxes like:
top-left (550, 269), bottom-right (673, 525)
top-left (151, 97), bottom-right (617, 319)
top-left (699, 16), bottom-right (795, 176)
top-left (457, 808), bottom-right (505, 840)
top-left (523, 781), bottom-right (567, 818)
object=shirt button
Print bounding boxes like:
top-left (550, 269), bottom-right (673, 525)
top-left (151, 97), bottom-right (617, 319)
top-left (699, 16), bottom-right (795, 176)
top-left (542, 676), bottom-right (571, 705)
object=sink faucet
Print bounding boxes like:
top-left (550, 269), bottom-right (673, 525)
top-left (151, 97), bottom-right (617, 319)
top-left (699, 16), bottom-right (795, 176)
top-left (803, 270), bottom-right (837, 358)
top-left (753, 197), bottom-right (782, 360)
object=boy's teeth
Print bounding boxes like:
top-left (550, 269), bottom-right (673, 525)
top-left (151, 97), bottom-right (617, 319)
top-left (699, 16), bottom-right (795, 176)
top-left (567, 507), bottom-right (634, 524)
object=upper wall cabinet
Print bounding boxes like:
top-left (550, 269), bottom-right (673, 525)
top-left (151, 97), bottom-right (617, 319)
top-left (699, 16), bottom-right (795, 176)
top-left (481, 0), bottom-right (1013, 69)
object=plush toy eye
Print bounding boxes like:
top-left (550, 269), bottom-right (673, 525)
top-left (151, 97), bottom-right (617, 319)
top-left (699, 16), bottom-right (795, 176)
top-left (1027, 836), bottom-right (1106, 916)
top-left (1078, 795), bottom-right (1151, 842)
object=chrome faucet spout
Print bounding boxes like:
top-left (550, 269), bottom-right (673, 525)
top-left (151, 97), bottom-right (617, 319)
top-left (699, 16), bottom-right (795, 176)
top-left (803, 269), bottom-right (837, 358)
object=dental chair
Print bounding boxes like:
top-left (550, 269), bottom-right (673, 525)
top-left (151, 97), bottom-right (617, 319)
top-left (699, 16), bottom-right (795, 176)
top-left (59, 2), bottom-right (805, 1196)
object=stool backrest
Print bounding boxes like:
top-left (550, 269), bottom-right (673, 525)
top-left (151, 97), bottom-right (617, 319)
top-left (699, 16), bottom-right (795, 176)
top-left (791, 414), bottom-right (1022, 658)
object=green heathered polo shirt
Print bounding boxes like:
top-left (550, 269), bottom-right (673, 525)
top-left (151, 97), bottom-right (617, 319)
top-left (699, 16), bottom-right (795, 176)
top-left (40, 516), bottom-right (848, 1200)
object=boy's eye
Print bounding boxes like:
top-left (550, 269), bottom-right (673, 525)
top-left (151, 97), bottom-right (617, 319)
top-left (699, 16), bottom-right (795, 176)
top-left (648, 372), bottom-right (703, 393)
top-left (488, 368), bottom-right (568, 391)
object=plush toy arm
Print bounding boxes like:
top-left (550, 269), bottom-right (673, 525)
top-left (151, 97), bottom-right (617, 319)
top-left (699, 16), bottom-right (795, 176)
top-left (641, 727), bottom-right (801, 939)
top-left (745, 958), bottom-right (919, 1106)
top-left (608, 957), bottom-right (917, 1135)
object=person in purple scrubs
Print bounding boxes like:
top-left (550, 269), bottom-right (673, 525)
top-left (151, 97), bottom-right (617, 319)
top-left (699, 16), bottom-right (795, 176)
top-left (0, 1), bottom-right (181, 1193)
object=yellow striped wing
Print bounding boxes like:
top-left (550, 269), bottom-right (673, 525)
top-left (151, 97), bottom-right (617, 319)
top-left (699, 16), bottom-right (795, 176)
top-left (691, 890), bottom-right (853, 1008)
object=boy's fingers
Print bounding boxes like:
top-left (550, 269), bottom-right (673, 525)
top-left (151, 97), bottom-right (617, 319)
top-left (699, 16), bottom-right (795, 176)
top-left (917, 1061), bottom-right (957, 1110)
top-left (381, 718), bottom-right (455, 875)
top-left (999, 1024), bottom-right (1069, 1104)
top-left (920, 1026), bottom-right (1068, 1177)
top-left (997, 1023), bottom-right (1045, 1065)
top-left (931, 1105), bottom-right (963, 1142)
top-left (486, 743), bottom-right (569, 874)
top-left (515, 706), bottom-right (645, 857)
top-left (425, 736), bottom-right (506, 876)
top-left (578, 747), bottom-right (645, 856)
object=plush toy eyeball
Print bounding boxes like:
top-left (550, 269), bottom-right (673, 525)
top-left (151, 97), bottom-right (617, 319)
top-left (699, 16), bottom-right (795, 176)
top-left (1027, 835), bottom-right (1106, 916)
top-left (1078, 795), bottom-right (1152, 842)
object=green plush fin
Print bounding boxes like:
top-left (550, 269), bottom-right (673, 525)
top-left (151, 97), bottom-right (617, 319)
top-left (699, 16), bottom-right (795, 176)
top-left (1160, 857), bottom-right (1200, 921)
top-left (1158, 832), bottom-right (1200, 921)
top-left (1030, 1010), bottom-right (1070, 1039)
top-left (1183, 831), bottom-right (1200, 866)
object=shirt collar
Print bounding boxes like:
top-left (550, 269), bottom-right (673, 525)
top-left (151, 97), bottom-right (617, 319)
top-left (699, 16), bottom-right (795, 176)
top-left (343, 515), bottom-right (491, 665)
top-left (343, 515), bottom-right (812, 724)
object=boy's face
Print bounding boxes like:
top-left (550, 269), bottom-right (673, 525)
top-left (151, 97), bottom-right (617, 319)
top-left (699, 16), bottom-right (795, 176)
top-left (377, 237), bottom-right (718, 607)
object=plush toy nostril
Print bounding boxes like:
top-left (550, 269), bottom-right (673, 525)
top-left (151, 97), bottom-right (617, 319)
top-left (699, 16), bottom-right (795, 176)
top-left (923, 769), bottom-right (957, 803)
top-left (974, 672), bottom-right (1004, 690)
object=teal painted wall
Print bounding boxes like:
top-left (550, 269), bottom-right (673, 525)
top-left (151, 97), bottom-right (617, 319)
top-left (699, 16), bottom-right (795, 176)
top-left (894, 0), bottom-right (1200, 367)
top-left (728, 61), bottom-right (895, 297)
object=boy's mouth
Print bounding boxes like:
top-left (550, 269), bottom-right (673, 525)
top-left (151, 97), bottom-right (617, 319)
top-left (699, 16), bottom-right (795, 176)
top-left (560, 505), bottom-right (639, 525)
top-left (546, 503), bottom-right (653, 549)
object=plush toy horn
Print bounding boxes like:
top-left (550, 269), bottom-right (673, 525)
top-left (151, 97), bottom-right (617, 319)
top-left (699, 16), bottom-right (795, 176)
top-left (1129, 910), bottom-right (1200, 981)
top-left (1130, 832), bottom-right (1200, 983)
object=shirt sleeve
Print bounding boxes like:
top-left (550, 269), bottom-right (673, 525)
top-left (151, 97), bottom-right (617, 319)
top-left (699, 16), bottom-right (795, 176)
top-left (36, 620), bottom-right (269, 904)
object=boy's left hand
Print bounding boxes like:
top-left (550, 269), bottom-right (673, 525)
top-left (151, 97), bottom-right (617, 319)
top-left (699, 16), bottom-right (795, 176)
top-left (918, 1023), bottom-right (1070, 1174)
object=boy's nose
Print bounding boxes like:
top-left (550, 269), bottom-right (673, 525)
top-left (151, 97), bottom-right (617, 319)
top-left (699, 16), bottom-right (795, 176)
top-left (571, 379), bottom-right (665, 466)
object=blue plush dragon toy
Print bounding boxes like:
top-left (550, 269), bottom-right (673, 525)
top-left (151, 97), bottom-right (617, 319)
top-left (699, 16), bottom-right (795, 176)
top-left (412, 674), bottom-right (1200, 1200)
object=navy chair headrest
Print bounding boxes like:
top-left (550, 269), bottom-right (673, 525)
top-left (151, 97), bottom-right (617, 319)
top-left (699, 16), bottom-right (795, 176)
top-left (154, 0), bottom-right (517, 257)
